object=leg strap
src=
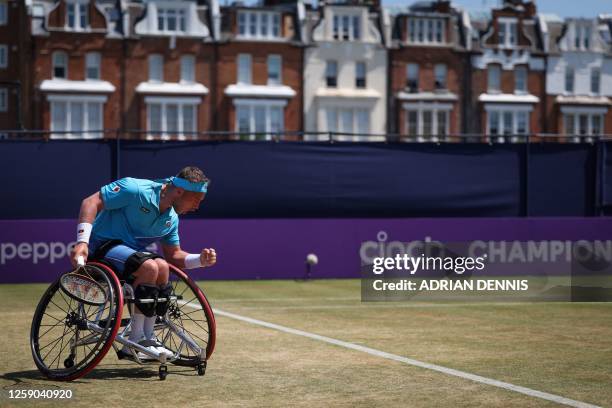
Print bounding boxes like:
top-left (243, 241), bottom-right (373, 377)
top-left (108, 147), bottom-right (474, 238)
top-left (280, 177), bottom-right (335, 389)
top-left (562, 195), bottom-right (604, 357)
top-left (134, 284), bottom-right (159, 317)
top-left (156, 283), bottom-right (173, 317)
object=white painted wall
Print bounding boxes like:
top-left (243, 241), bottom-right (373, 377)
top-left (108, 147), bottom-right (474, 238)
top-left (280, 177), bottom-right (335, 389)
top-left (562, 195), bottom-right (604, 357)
top-left (546, 53), bottom-right (612, 96)
top-left (304, 7), bottom-right (387, 138)
top-left (304, 42), bottom-right (387, 137)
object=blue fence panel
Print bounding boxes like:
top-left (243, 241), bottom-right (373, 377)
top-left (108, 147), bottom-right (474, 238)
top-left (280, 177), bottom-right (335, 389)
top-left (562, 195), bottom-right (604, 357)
top-left (528, 144), bottom-right (596, 216)
top-left (1, 141), bottom-right (113, 218)
top-left (118, 142), bottom-right (523, 217)
top-left (0, 140), bottom-right (602, 218)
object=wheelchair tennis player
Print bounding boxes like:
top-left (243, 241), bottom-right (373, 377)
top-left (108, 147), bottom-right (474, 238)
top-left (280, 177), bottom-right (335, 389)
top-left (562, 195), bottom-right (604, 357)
top-left (70, 166), bottom-right (217, 360)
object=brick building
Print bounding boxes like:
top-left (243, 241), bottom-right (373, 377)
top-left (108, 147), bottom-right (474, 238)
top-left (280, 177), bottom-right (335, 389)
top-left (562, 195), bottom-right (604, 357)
top-left (388, 0), bottom-right (469, 140)
top-left (29, 0), bottom-right (123, 138)
top-left (123, 0), bottom-right (216, 139)
top-left (469, 0), bottom-right (547, 142)
top-left (215, 0), bottom-right (304, 140)
top-left (0, 0), bottom-right (30, 132)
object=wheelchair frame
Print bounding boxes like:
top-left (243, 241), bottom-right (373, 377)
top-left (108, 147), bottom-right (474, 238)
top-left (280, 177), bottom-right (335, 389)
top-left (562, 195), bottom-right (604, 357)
top-left (30, 261), bottom-right (216, 381)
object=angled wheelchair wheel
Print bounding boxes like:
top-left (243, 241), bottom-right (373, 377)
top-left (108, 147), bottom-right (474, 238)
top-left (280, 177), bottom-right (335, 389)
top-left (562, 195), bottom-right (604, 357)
top-left (30, 262), bottom-right (123, 381)
top-left (157, 264), bottom-right (216, 367)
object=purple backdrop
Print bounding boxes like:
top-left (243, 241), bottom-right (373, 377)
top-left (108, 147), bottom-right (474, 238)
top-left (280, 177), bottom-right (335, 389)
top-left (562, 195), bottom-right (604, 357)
top-left (0, 218), bottom-right (611, 283)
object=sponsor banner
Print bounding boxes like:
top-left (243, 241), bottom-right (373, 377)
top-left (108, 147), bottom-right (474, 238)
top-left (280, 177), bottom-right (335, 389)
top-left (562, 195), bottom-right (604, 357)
top-left (0, 218), bottom-right (611, 283)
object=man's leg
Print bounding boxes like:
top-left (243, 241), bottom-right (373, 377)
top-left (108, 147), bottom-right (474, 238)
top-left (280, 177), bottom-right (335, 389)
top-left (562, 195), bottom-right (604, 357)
top-left (143, 259), bottom-right (170, 342)
top-left (128, 259), bottom-right (160, 346)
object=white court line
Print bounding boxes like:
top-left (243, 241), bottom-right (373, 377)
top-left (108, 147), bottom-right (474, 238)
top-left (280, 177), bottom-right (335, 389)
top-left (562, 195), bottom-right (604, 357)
top-left (214, 302), bottom-right (561, 311)
top-left (214, 297), bottom-right (359, 302)
top-left (179, 301), bottom-right (600, 408)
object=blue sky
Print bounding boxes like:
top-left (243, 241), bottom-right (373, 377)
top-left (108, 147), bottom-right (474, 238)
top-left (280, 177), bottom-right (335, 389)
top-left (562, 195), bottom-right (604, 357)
top-left (382, 0), bottom-right (611, 19)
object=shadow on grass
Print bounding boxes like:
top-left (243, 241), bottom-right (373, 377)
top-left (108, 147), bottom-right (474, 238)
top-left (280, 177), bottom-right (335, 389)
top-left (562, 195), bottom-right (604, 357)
top-left (2, 364), bottom-right (202, 386)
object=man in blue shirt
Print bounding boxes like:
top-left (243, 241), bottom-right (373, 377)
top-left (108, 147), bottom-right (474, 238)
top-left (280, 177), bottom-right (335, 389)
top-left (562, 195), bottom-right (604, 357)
top-left (70, 166), bottom-right (217, 359)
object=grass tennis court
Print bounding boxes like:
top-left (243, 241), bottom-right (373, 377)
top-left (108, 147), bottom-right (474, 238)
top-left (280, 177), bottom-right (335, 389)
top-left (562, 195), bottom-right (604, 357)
top-left (1, 279), bottom-right (611, 407)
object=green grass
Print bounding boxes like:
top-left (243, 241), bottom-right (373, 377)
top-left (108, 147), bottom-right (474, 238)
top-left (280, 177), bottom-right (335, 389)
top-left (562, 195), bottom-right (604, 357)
top-left (1, 280), bottom-right (611, 407)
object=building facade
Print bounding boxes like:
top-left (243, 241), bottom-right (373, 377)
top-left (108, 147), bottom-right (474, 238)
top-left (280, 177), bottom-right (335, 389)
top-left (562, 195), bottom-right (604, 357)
top-left (303, 0), bottom-right (388, 141)
top-left (388, 0), bottom-right (468, 141)
top-left (216, 0), bottom-right (304, 140)
top-left (544, 16), bottom-right (612, 141)
top-left (469, 0), bottom-right (547, 142)
top-left (2, 0), bottom-right (611, 141)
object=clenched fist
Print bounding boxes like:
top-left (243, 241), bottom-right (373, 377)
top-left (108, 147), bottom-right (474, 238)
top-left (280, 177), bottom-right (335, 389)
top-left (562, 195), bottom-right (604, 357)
top-left (200, 248), bottom-right (217, 267)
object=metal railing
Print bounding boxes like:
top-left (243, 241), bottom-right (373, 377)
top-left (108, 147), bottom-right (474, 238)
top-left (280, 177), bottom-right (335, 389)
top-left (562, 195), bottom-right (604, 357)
top-left (1, 129), bottom-right (611, 143)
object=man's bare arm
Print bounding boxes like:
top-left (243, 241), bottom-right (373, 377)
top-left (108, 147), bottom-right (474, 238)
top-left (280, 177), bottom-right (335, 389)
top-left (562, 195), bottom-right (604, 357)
top-left (79, 192), bottom-right (104, 224)
top-left (162, 244), bottom-right (216, 270)
top-left (70, 192), bottom-right (104, 267)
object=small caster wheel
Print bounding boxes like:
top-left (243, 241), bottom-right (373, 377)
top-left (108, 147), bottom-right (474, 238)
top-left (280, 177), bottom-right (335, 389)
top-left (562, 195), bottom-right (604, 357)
top-left (197, 362), bottom-right (206, 376)
top-left (159, 365), bottom-right (168, 381)
top-left (64, 356), bottom-right (75, 368)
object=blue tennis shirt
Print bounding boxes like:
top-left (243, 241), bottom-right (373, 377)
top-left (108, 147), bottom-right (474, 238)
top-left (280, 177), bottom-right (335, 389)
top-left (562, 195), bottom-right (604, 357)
top-left (90, 177), bottom-right (180, 251)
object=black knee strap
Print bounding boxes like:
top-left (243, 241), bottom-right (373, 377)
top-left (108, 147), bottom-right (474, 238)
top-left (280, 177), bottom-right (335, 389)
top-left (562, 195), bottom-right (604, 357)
top-left (156, 283), bottom-right (173, 317)
top-left (123, 251), bottom-right (163, 282)
top-left (134, 284), bottom-right (159, 317)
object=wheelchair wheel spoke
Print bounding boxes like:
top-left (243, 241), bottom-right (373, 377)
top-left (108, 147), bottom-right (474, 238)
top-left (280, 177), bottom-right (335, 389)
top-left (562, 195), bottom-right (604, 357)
top-left (179, 312), bottom-right (209, 335)
top-left (38, 321), bottom-right (63, 340)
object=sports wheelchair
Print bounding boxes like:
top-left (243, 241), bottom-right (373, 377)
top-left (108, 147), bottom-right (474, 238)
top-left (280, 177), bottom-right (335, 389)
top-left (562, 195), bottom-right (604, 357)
top-left (30, 260), bottom-right (216, 381)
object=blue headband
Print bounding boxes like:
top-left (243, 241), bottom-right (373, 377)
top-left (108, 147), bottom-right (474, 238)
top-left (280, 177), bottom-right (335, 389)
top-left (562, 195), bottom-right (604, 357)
top-left (171, 177), bottom-right (208, 193)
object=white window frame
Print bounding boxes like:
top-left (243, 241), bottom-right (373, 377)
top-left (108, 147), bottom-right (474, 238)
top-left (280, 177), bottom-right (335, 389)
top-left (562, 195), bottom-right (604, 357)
top-left (65, 0), bottom-right (89, 31)
top-left (85, 52), bottom-right (101, 80)
top-left (561, 106), bottom-right (606, 141)
top-left (402, 102), bottom-right (452, 142)
top-left (434, 64), bottom-right (447, 90)
top-left (406, 63), bottom-right (419, 91)
top-left (237, 11), bottom-right (281, 40)
top-left (514, 65), bottom-right (527, 94)
top-left (52, 51), bottom-right (68, 79)
top-left (157, 7), bottom-right (187, 34)
top-left (48, 94), bottom-right (107, 139)
top-left (0, 87), bottom-right (7, 112)
top-left (145, 96), bottom-right (200, 140)
top-left (238, 54), bottom-right (252, 85)
top-left (355, 61), bottom-right (366, 89)
top-left (0, 2), bottom-right (8, 26)
top-left (233, 99), bottom-right (287, 140)
top-left (406, 17), bottom-right (445, 45)
top-left (332, 12), bottom-right (361, 41)
top-left (326, 60), bottom-right (337, 88)
top-left (180, 55), bottom-right (195, 84)
top-left (0, 44), bottom-right (7, 69)
top-left (267, 55), bottom-right (282, 86)
top-left (484, 105), bottom-right (533, 143)
top-left (148, 54), bottom-right (163, 83)
top-left (487, 65), bottom-right (501, 93)
top-left (324, 106), bottom-right (371, 136)
top-left (565, 66), bottom-right (574, 94)
top-left (590, 67), bottom-right (600, 95)
top-left (498, 17), bottom-right (518, 48)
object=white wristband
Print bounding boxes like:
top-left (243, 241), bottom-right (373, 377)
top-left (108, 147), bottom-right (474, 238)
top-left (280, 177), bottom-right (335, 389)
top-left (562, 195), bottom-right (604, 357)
top-left (184, 253), bottom-right (202, 269)
top-left (76, 223), bottom-right (92, 244)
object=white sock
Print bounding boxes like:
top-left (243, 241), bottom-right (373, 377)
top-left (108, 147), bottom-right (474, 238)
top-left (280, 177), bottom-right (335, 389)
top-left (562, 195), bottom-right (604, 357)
top-left (128, 313), bottom-right (145, 343)
top-left (143, 316), bottom-right (157, 341)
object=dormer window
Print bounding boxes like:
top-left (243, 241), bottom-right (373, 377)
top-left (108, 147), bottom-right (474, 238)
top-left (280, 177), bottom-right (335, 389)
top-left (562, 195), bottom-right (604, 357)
top-left (158, 8), bottom-right (186, 34)
top-left (498, 18), bottom-right (517, 48)
top-left (237, 11), bottom-right (281, 40)
top-left (407, 18), bottom-right (445, 45)
top-left (66, 0), bottom-right (88, 31)
top-left (332, 14), bottom-right (360, 41)
top-left (573, 25), bottom-right (591, 50)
